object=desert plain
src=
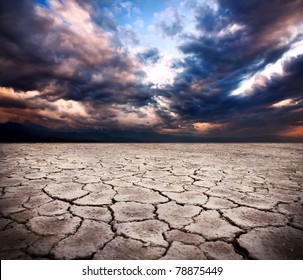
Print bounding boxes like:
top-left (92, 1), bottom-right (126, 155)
top-left (0, 143), bottom-right (302, 260)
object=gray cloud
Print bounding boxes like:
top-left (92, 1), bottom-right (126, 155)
top-left (155, 7), bottom-right (184, 38)
top-left (136, 47), bottom-right (161, 64)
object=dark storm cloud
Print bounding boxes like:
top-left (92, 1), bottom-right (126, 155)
top-left (165, 76), bottom-right (302, 139)
top-left (166, 53), bottom-right (303, 137)
top-left (0, 0), bottom-right (165, 132)
top-left (0, 1), bottom-right (54, 91)
top-left (194, 5), bottom-right (229, 33)
top-left (179, 1), bottom-right (301, 77)
top-left (218, 0), bottom-right (303, 28)
top-left (248, 54), bottom-right (303, 110)
top-left (0, 0), bottom-right (152, 106)
top-left (162, 0), bottom-right (303, 138)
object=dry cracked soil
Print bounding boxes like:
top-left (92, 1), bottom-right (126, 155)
top-left (0, 143), bottom-right (303, 260)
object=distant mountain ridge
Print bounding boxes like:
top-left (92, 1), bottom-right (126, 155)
top-left (0, 122), bottom-right (132, 142)
top-left (0, 122), bottom-right (48, 142)
top-left (0, 122), bottom-right (189, 142)
top-left (0, 122), bottom-right (300, 143)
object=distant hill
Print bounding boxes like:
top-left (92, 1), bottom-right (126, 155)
top-left (0, 122), bottom-right (193, 142)
top-left (0, 122), bottom-right (48, 142)
top-left (0, 122), bottom-right (301, 143)
top-left (0, 122), bottom-right (131, 142)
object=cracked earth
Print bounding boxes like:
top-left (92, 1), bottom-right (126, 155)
top-left (0, 143), bottom-right (303, 260)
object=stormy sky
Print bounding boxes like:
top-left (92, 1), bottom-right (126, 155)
top-left (0, 0), bottom-right (303, 140)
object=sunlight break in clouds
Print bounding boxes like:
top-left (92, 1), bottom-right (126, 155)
top-left (231, 39), bottom-right (303, 96)
top-left (142, 54), bottom-right (182, 88)
top-left (272, 99), bottom-right (296, 108)
top-left (193, 122), bottom-right (223, 134)
top-left (281, 126), bottom-right (303, 138)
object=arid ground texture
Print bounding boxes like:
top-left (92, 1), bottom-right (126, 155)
top-left (0, 143), bottom-right (303, 260)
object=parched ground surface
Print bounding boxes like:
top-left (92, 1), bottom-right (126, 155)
top-left (0, 143), bottom-right (303, 260)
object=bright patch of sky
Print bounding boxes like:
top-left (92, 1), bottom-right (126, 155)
top-left (35, 0), bottom-right (219, 87)
top-left (113, 0), bottom-right (222, 86)
top-left (107, 0), bottom-right (204, 86)
top-left (231, 38), bottom-right (303, 96)
top-left (84, 0), bottom-right (187, 86)
top-left (37, 0), bottom-right (50, 8)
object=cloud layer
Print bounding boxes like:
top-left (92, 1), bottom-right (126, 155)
top-left (0, 0), bottom-right (302, 140)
